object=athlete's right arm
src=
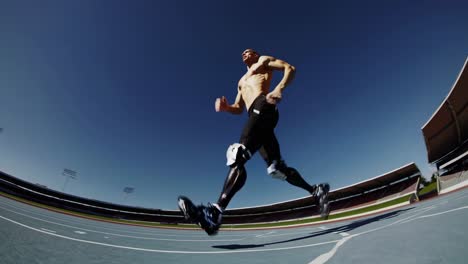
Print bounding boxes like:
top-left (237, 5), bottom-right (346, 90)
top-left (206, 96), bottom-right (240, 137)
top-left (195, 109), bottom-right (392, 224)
top-left (215, 88), bottom-right (244, 114)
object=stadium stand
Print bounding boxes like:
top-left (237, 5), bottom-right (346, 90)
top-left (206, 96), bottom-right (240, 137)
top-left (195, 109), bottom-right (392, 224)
top-left (1, 163), bottom-right (421, 225)
top-left (214, 163), bottom-right (421, 224)
top-left (0, 170), bottom-right (181, 223)
top-left (438, 168), bottom-right (468, 194)
top-left (422, 56), bottom-right (468, 194)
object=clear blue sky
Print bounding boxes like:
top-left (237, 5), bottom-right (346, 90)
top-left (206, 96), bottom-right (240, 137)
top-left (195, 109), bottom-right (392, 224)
top-left (0, 0), bottom-right (467, 210)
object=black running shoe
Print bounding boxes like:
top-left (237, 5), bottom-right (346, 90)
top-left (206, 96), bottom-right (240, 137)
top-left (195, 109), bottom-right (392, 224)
top-left (198, 203), bottom-right (223, 236)
top-left (178, 196), bottom-right (200, 221)
top-left (315, 183), bottom-right (330, 219)
top-left (321, 198), bottom-right (330, 219)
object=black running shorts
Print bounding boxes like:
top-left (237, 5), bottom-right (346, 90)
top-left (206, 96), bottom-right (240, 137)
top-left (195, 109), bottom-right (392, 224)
top-left (240, 94), bottom-right (282, 166)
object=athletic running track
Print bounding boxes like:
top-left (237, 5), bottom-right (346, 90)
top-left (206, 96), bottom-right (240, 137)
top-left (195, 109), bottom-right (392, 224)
top-left (1, 188), bottom-right (467, 264)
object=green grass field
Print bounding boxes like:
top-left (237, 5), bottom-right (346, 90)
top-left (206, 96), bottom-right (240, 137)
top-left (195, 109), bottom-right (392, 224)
top-left (225, 194), bottom-right (411, 229)
top-left (418, 182), bottom-right (437, 196)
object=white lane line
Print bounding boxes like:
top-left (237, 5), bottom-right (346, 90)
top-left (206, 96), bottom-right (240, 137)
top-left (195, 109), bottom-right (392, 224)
top-left (309, 204), bottom-right (468, 264)
top-left (0, 205), bottom-right (242, 242)
top-left (41, 228), bottom-right (57, 233)
top-left (331, 231), bottom-right (350, 236)
top-left (455, 195), bottom-right (468, 201)
top-left (255, 231), bottom-right (276, 238)
top-left (410, 205), bottom-right (436, 213)
top-left (0, 200), bottom-right (246, 238)
top-left (74, 231), bottom-right (87, 235)
top-left (356, 206), bottom-right (436, 236)
top-left (418, 206), bottom-right (468, 218)
top-left (0, 214), bottom-right (339, 254)
top-left (399, 206), bottom-right (468, 224)
top-left (251, 227), bottom-right (322, 238)
top-left (309, 236), bottom-right (354, 264)
top-left (318, 226), bottom-right (327, 230)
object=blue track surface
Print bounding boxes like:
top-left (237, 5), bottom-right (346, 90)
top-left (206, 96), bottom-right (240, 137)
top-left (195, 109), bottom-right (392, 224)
top-left (1, 188), bottom-right (467, 264)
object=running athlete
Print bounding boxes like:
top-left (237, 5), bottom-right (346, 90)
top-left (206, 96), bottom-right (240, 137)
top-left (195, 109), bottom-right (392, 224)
top-left (178, 49), bottom-right (329, 235)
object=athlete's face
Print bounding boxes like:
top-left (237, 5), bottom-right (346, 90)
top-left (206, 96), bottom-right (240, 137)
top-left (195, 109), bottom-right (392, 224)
top-left (242, 49), bottom-right (258, 64)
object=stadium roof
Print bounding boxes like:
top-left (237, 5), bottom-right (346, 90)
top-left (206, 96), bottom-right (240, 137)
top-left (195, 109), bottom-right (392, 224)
top-left (422, 57), bottom-right (468, 164)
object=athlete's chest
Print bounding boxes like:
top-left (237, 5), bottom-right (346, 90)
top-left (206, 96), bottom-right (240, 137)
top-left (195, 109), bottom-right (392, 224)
top-left (239, 69), bottom-right (272, 88)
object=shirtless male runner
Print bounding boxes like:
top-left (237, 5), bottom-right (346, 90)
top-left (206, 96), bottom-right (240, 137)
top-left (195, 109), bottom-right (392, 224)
top-left (179, 49), bottom-right (329, 235)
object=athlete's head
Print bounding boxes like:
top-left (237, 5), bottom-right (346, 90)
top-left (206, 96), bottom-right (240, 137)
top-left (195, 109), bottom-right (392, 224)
top-left (242, 48), bottom-right (259, 65)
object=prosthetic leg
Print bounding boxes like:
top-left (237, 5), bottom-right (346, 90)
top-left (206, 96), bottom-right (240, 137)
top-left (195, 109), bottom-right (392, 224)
top-left (217, 143), bottom-right (251, 209)
top-left (267, 160), bottom-right (330, 219)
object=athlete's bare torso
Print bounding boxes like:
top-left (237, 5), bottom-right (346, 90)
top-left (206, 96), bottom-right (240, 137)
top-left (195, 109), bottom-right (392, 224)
top-left (238, 58), bottom-right (273, 110)
top-left (214, 50), bottom-right (295, 115)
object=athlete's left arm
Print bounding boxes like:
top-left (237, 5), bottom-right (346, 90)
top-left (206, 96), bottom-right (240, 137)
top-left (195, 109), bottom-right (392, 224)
top-left (260, 56), bottom-right (296, 92)
top-left (259, 56), bottom-right (296, 104)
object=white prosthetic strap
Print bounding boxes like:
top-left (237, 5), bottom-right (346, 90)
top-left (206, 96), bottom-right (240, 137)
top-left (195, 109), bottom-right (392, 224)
top-left (267, 160), bottom-right (287, 180)
top-left (226, 143), bottom-right (251, 166)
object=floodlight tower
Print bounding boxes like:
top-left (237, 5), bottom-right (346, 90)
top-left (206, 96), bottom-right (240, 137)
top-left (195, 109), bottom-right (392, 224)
top-left (122, 187), bottom-right (134, 204)
top-left (62, 168), bottom-right (77, 192)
